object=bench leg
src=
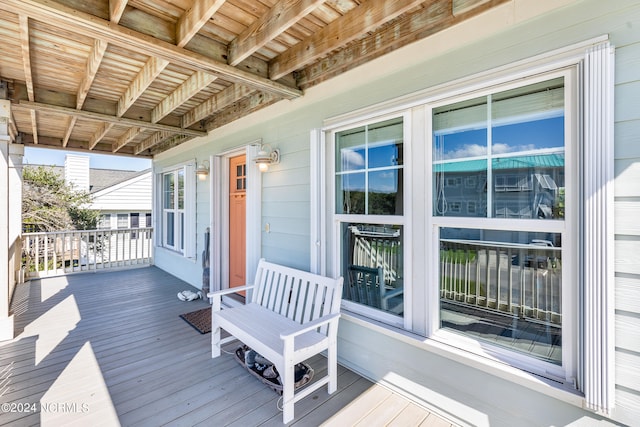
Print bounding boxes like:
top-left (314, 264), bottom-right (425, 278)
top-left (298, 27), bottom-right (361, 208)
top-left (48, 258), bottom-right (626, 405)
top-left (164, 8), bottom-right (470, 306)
top-left (211, 315), bottom-right (221, 358)
top-left (328, 342), bottom-right (337, 394)
top-left (281, 362), bottom-right (295, 423)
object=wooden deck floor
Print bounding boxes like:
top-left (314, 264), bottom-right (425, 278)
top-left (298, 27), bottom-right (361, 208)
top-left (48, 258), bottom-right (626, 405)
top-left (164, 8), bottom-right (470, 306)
top-left (1, 267), bottom-right (455, 426)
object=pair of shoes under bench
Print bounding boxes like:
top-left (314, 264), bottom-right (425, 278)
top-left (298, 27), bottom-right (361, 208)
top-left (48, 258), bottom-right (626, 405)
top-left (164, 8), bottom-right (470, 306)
top-left (177, 290), bottom-right (202, 301)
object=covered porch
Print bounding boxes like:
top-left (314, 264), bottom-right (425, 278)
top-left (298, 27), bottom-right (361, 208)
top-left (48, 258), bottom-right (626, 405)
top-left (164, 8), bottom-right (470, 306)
top-left (0, 266), bottom-right (454, 426)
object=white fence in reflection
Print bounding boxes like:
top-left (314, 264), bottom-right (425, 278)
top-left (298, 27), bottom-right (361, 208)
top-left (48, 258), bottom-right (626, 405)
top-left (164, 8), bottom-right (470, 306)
top-left (440, 239), bottom-right (562, 325)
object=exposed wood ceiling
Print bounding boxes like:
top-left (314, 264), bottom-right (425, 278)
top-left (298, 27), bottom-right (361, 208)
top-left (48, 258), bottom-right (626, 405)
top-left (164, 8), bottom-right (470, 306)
top-left (0, 0), bottom-right (506, 158)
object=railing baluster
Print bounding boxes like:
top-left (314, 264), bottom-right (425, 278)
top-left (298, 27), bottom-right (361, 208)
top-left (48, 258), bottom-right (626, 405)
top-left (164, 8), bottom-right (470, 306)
top-left (21, 227), bottom-right (154, 277)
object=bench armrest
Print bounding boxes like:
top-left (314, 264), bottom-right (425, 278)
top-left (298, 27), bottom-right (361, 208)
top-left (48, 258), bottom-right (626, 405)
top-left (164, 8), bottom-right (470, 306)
top-left (280, 313), bottom-right (341, 340)
top-left (207, 285), bottom-right (254, 299)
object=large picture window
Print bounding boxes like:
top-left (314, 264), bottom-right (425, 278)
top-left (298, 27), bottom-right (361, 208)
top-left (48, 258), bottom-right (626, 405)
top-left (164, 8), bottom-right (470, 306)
top-left (431, 73), bottom-right (572, 369)
top-left (334, 117), bottom-right (406, 320)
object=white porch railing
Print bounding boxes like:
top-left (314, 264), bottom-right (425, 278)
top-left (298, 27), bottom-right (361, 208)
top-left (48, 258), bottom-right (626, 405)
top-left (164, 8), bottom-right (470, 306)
top-left (22, 227), bottom-right (153, 278)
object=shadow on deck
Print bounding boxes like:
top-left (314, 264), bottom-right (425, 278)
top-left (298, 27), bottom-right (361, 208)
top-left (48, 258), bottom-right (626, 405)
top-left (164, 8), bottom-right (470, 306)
top-left (0, 267), bottom-right (453, 426)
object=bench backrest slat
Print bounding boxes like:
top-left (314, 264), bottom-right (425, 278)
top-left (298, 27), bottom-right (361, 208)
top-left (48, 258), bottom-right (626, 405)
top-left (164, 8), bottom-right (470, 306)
top-left (251, 259), bottom-right (343, 329)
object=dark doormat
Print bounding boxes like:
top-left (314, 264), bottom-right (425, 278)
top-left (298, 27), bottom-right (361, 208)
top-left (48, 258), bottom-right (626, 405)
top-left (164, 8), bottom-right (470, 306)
top-left (179, 306), bottom-right (211, 334)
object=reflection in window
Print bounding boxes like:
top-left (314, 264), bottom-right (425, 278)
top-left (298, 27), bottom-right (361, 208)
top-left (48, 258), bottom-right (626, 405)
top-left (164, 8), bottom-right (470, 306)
top-left (341, 223), bottom-right (404, 316)
top-left (336, 118), bottom-right (404, 216)
top-left (439, 228), bottom-right (562, 365)
top-left (433, 77), bottom-right (565, 219)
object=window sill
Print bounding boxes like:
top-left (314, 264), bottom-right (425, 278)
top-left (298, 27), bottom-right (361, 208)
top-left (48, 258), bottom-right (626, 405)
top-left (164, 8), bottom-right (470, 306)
top-left (340, 311), bottom-right (585, 409)
top-left (156, 245), bottom-right (196, 263)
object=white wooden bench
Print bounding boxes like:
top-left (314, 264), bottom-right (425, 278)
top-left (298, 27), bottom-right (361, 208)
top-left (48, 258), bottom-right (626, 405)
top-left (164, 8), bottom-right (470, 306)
top-left (208, 259), bottom-right (344, 423)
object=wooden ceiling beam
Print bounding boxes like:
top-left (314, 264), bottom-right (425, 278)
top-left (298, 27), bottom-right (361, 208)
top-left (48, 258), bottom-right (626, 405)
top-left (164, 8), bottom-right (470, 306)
top-left (18, 15), bottom-right (34, 102)
top-left (269, 0), bottom-right (427, 80)
top-left (14, 100), bottom-right (207, 137)
top-left (62, 116), bottom-right (76, 147)
top-left (2, 0), bottom-right (302, 99)
top-left (112, 126), bottom-right (139, 153)
top-left (134, 131), bottom-right (178, 155)
top-left (77, 39), bottom-right (108, 109)
top-left (109, 0), bottom-right (128, 22)
top-left (117, 56), bottom-right (169, 117)
top-left (228, 0), bottom-right (325, 66)
top-left (88, 122), bottom-right (114, 150)
top-left (296, 0), bottom-right (509, 89)
top-left (176, 0), bottom-right (226, 48)
top-left (182, 83), bottom-right (254, 128)
top-left (152, 71), bottom-right (217, 124)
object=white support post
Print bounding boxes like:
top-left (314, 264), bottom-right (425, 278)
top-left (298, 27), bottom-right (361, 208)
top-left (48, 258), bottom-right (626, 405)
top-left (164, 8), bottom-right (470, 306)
top-left (1, 99), bottom-right (22, 341)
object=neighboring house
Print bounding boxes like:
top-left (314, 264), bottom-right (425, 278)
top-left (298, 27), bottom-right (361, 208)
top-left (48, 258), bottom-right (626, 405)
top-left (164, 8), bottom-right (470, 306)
top-left (44, 154), bottom-right (152, 231)
top-left (150, 2), bottom-right (640, 426)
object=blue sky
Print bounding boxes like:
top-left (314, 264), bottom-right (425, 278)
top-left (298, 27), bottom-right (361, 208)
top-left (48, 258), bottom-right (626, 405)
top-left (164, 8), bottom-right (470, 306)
top-left (24, 146), bottom-right (151, 171)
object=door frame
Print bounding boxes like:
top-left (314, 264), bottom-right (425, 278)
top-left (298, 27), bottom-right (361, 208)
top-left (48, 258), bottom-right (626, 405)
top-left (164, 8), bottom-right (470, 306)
top-left (210, 141), bottom-right (262, 293)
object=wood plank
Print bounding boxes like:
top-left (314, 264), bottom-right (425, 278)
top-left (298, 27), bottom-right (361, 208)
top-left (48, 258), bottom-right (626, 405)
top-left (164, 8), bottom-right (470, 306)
top-left (117, 56), bottom-right (169, 117)
top-left (387, 401), bottom-right (430, 426)
top-left (269, 0), bottom-right (427, 80)
top-left (176, 0), bottom-right (226, 48)
top-left (3, 0), bottom-right (302, 99)
top-left (228, 0), bottom-right (326, 66)
top-left (151, 71), bottom-right (217, 123)
top-left (109, 0), bottom-right (128, 22)
top-left (452, 0), bottom-right (490, 16)
top-left (14, 101), bottom-right (206, 137)
top-left (181, 83), bottom-right (254, 128)
top-left (76, 39), bottom-right (108, 109)
top-left (88, 121), bottom-right (114, 149)
top-left (0, 268), bottom-right (444, 426)
top-left (112, 126), bottom-right (140, 152)
top-left (18, 15), bottom-right (34, 102)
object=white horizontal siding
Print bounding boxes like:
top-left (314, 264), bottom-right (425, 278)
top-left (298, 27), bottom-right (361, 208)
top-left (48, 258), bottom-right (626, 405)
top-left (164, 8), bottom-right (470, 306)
top-left (615, 276), bottom-right (640, 313)
top-left (91, 173), bottom-right (152, 211)
top-left (616, 314), bottom-right (640, 354)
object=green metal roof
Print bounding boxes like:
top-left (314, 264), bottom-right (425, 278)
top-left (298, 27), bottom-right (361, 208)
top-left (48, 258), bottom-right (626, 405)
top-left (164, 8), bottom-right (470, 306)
top-left (434, 153), bottom-right (564, 173)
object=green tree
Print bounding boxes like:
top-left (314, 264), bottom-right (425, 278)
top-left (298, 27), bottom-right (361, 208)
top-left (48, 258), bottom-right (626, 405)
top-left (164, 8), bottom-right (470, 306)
top-left (22, 165), bottom-right (99, 232)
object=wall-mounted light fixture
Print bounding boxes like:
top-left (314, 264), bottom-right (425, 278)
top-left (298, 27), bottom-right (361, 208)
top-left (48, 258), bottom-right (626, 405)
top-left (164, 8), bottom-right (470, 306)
top-left (253, 144), bottom-right (280, 172)
top-left (195, 160), bottom-right (209, 180)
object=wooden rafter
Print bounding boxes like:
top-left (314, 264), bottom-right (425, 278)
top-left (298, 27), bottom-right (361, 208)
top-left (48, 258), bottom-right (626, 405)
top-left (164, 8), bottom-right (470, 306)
top-left (112, 126), bottom-right (140, 153)
top-left (296, 0), bottom-right (509, 89)
top-left (134, 131), bottom-right (179, 155)
top-left (88, 122), bottom-right (114, 150)
top-left (1, 0), bottom-right (302, 99)
top-left (152, 71), bottom-right (217, 124)
top-left (117, 57), bottom-right (169, 118)
top-left (176, 0), bottom-right (226, 48)
top-left (228, 0), bottom-right (325, 66)
top-left (109, 0), bottom-right (128, 22)
top-left (18, 14), bottom-right (38, 144)
top-left (14, 101), bottom-right (207, 137)
top-left (181, 83), bottom-right (254, 128)
top-left (62, 117), bottom-right (76, 147)
top-left (269, 0), bottom-right (427, 80)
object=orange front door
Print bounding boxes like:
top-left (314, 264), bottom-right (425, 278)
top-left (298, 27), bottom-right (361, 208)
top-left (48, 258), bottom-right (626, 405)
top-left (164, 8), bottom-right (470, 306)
top-left (229, 155), bottom-right (246, 289)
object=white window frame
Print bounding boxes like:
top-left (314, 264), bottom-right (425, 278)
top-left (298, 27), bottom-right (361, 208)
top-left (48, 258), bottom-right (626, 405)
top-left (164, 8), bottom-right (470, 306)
top-left (328, 112), bottom-right (412, 329)
top-left (428, 68), bottom-right (578, 382)
top-left (317, 38), bottom-right (613, 411)
top-left (157, 161), bottom-right (196, 258)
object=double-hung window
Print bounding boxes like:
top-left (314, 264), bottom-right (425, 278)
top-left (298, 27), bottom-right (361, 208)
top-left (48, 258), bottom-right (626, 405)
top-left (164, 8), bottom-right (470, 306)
top-left (430, 71), bottom-right (575, 377)
top-left (159, 162), bottom-right (196, 258)
top-left (324, 41), bottom-right (613, 407)
top-left (333, 116), bottom-right (408, 324)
